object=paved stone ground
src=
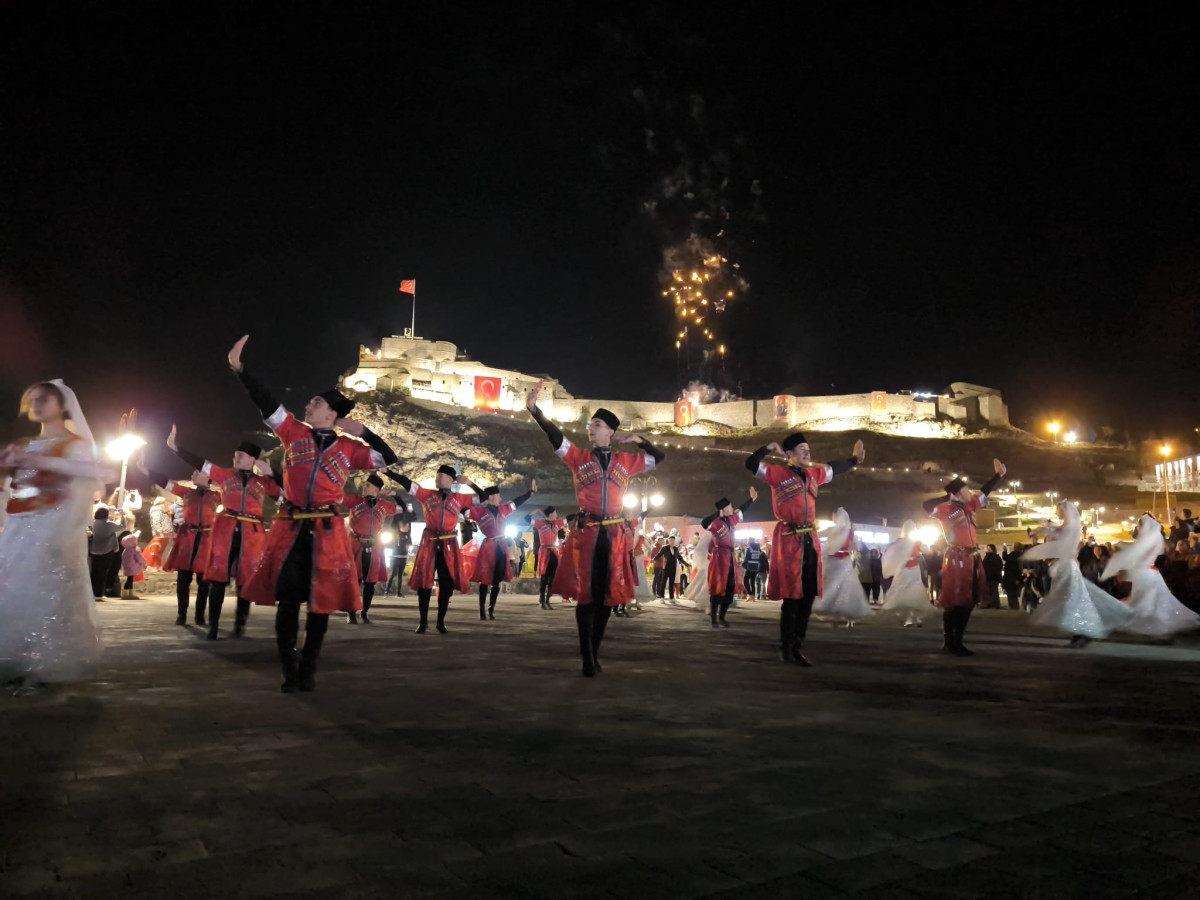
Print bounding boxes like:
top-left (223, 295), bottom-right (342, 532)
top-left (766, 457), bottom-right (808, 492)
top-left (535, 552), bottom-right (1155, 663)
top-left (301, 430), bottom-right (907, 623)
top-left (6, 591), bottom-right (1200, 899)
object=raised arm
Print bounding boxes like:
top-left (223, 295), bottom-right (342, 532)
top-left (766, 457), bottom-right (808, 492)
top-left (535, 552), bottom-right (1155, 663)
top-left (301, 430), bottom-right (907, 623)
top-left (526, 382), bottom-right (565, 450)
top-left (383, 470), bottom-right (412, 492)
top-left (922, 494), bottom-right (947, 516)
top-left (979, 459), bottom-right (1007, 497)
top-left (746, 443), bottom-right (778, 476)
top-left (700, 513), bottom-right (716, 529)
top-left (228, 336), bottom-right (283, 421)
top-left (508, 490), bottom-right (533, 509)
top-left (738, 486), bottom-right (757, 517)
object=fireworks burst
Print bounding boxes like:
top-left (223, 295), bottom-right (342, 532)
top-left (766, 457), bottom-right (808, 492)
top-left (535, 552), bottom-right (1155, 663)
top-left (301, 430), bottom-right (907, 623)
top-left (661, 233), bottom-right (748, 379)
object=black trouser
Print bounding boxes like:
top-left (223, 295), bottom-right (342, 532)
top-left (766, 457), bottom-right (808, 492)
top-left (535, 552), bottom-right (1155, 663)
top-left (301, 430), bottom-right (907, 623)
top-left (479, 552), bottom-right (507, 616)
top-left (123, 575), bottom-right (134, 590)
top-left (577, 526), bottom-right (614, 671)
top-left (862, 581), bottom-right (880, 603)
top-left (539, 551), bottom-right (559, 604)
top-left (712, 567), bottom-right (735, 623)
top-left (942, 605), bottom-right (974, 643)
top-left (275, 520), bottom-right (329, 681)
top-left (206, 528), bottom-right (246, 634)
top-left (176, 570), bottom-right (211, 619)
top-left (386, 555), bottom-right (407, 594)
top-left (1004, 585), bottom-right (1020, 610)
top-left (779, 535), bottom-right (820, 652)
top-left (358, 545), bottom-right (377, 615)
top-left (743, 570), bottom-right (757, 596)
top-left (417, 545), bottom-right (455, 628)
top-left (662, 561), bottom-right (678, 598)
top-left (89, 553), bottom-right (120, 598)
top-left (652, 567), bottom-right (666, 597)
top-left (105, 549), bottom-right (123, 597)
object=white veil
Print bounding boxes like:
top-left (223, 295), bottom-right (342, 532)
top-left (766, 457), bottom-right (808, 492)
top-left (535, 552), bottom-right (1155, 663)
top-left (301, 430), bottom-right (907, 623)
top-left (51, 379), bottom-right (96, 452)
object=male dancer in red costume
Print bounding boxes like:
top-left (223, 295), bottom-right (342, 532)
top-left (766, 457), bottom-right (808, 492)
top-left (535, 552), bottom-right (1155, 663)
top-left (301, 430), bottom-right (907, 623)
top-left (384, 466), bottom-right (478, 633)
top-left (343, 474), bottom-right (398, 625)
top-left (139, 455), bottom-right (220, 627)
top-left (700, 487), bottom-right (757, 628)
top-left (165, 426), bottom-right (280, 640)
top-left (526, 382), bottom-right (665, 676)
top-left (526, 506), bottom-right (561, 609)
top-left (467, 479), bottom-right (535, 620)
top-left (922, 460), bottom-right (1007, 655)
top-left (746, 433), bottom-right (865, 665)
top-left (228, 335), bottom-right (397, 693)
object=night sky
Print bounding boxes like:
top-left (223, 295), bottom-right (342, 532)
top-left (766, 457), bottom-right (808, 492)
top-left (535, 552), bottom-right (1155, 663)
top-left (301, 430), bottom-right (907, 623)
top-left (2, 3), bottom-right (1197, 453)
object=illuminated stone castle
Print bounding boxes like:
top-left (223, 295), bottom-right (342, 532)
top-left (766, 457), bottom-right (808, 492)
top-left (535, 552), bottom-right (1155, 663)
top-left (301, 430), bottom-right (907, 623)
top-left (342, 335), bottom-right (1009, 434)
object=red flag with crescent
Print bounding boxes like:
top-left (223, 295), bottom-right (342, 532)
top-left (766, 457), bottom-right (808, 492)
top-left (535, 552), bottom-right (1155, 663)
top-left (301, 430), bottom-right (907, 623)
top-left (474, 376), bottom-right (501, 411)
top-left (399, 280), bottom-right (416, 294)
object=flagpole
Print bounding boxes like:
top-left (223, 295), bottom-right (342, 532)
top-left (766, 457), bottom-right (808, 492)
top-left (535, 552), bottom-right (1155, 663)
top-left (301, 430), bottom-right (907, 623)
top-left (411, 285), bottom-right (416, 338)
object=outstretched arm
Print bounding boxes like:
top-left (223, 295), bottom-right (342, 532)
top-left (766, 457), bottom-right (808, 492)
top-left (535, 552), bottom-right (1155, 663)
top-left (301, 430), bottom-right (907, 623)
top-left (527, 396), bottom-right (565, 451)
top-left (700, 513), bottom-right (716, 529)
top-left (979, 459), bottom-right (1007, 497)
top-left (922, 494), bottom-right (948, 515)
top-left (383, 470), bottom-right (412, 492)
top-left (737, 486), bottom-right (757, 517)
top-left (746, 443), bottom-right (778, 476)
top-left (508, 490), bottom-right (533, 509)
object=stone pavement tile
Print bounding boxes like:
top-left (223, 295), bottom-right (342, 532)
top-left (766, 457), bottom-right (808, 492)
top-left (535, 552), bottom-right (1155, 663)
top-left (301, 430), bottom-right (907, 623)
top-left (804, 850), bottom-right (926, 893)
top-left (891, 835), bottom-right (997, 870)
top-left (54, 838), bottom-right (210, 880)
top-left (1048, 825), bottom-right (1149, 857)
top-left (1018, 802), bottom-right (1115, 833)
top-left (1078, 790), bottom-right (1172, 818)
top-left (699, 843), bottom-right (831, 884)
top-left (1133, 872), bottom-right (1200, 899)
top-left (705, 872), bottom-right (847, 899)
top-left (1105, 810), bottom-right (1194, 838)
top-left (868, 808), bottom-right (979, 842)
top-left (0, 864), bottom-right (63, 896)
top-left (1155, 829), bottom-right (1200, 865)
top-left (894, 858), bottom-right (1026, 898)
top-left (978, 843), bottom-right (1097, 881)
top-left (1085, 848), bottom-right (1196, 889)
top-left (956, 818), bottom-right (1061, 850)
top-left (452, 843), bottom-right (651, 899)
top-left (624, 843), bottom-right (751, 896)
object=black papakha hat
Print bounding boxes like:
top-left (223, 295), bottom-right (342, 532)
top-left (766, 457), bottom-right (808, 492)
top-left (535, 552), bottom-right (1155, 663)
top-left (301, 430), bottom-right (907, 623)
top-left (236, 441), bottom-right (262, 459)
top-left (781, 433), bottom-right (808, 452)
top-left (318, 388), bottom-right (355, 417)
top-left (944, 477), bottom-right (966, 495)
top-left (482, 486), bottom-right (500, 498)
top-left (714, 497), bottom-right (730, 510)
top-left (590, 408), bottom-right (620, 430)
top-left (437, 464), bottom-right (457, 478)
top-left (544, 506), bottom-right (556, 515)
top-left (366, 473), bottom-right (384, 489)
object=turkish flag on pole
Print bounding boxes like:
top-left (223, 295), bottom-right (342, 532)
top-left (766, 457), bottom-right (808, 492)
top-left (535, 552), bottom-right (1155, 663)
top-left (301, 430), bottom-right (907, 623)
top-left (399, 280), bottom-right (416, 294)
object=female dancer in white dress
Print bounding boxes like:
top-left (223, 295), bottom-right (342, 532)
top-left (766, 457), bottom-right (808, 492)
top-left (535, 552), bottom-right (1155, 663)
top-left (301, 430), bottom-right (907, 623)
top-left (881, 520), bottom-right (933, 627)
top-left (681, 530), bottom-right (713, 609)
top-left (1102, 514), bottom-right (1200, 640)
top-left (0, 381), bottom-right (110, 694)
top-left (1023, 501), bottom-right (1134, 647)
top-left (813, 508), bottom-right (872, 626)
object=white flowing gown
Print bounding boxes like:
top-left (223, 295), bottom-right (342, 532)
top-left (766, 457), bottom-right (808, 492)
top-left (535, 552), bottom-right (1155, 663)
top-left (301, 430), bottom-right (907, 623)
top-left (880, 521), bottom-right (932, 620)
top-left (1102, 515), bottom-right (1200, 638)
top-left (0, 434), bottom-right (104, 684)
top-left (813, 509), bottom-right (872, 620)
top-left (681, 531), bottom-right (713, 608)
top-left (1023, 503), bottom-right (1134, 639)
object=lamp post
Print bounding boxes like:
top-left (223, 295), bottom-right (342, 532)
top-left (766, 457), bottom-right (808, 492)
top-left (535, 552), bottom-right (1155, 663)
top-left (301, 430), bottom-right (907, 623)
top-left (1161, 445), bottom-right (1172, 523)
top-left (105, 433), bottom-right (147, 514)
top-left (623, 475), bottom-right (665, 518)
top-left (1047, 421), bottom-right (1060, 443)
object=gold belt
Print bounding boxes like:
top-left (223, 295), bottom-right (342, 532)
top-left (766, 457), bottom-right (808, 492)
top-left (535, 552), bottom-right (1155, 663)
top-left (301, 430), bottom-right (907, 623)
top-left (430, 531), bottom-right (457, 540)
top-left (279, 507), bottom-right (337, 520)
top-left (780, 525), bottom-right (814, 536)
top-left (229, 514), bottom-right (262, 523)
top-left (190, 526), bottom-right (213, 533)
top-left (583, 518), bottom-right (624, 527)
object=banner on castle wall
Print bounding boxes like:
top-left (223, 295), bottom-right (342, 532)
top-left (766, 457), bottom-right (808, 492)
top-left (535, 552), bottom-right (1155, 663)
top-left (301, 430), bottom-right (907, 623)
top-left (773, 395), bottom-right (792, 421)
top-left (871, 391), bottom-right (887, 411)
top-left (474, 376), bottom-right (501, 411)
top-left (675, 400), bottom-right (695, 427)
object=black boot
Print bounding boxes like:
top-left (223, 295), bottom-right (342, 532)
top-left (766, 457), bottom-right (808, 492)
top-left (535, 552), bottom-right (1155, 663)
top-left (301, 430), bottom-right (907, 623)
top-left (176, 573), bottom-right (190, 626)
top-left (277, 604), bottom-right (301, 692)
top-left (436, 593), bottom-right (450, 633)
top-left (479, 586), bottom-right (488, 621)
top-left (298, 612), bottom-right (328, 692)
top-left (719, 597), bottom-right (732, 627)
top-left (591, 605), bottom-right (610, 674)
top-left (233, 597), bottom-right (250, 638)
top-left (195, 581), bottom-right (208, 626)
top-left (347, 611), bottom-right (359, 624)
top-left (415, 591), bottom-right (430, 633)
top-left (576, 605), bottom-right (597, 677)
top-left (361, 583), bottom-right (375, 623)
top-left (780, 601), bottom-right (798, 662)
top-left (793, 640), bottom-right (812, 667)
top-left (941, 610), bottom-right (957, 654)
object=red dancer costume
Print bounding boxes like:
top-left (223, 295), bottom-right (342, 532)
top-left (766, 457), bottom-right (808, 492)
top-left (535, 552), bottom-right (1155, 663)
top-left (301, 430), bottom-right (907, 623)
top-left (467, 481), bottom-right (534, 620)
top-left (141, 456), bottom-right (219, 627)
top-left (385, 466), bottom-right (478, 634)
top-left (700, 489), bottom-right (757, 627)
top-left (343, 473), bottom-right (398, 624)
top-left (169, 431), bottom-right (280, 640)
top-left (527, 383), bottom-right (664, 676)
top-left (922, 460), bottom-right (1007, 656)
top-left (228, 335), bottom-right (397, 693)
top-left (614, 510), bottom-right (641, 617)
top-left (747, 433), bottom-right (864, 666)
top-left (527, 507), bottom-right (562, 609)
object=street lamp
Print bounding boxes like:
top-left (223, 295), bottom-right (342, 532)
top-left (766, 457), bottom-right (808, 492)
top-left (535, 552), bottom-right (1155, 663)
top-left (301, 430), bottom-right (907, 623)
top-left (105, 433), bottom-right (146, 514)
top-left (1161, 445), bottom-right (1172, 521)
top-left (623, 475), bottom-right (665, 518)
top-left (1047, 421), bottom-right (1060, 443)
top-left (1064, 431), bottom-right (1077, 444)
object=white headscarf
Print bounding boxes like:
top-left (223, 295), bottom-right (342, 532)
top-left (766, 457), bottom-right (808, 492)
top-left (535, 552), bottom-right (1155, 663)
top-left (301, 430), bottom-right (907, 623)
top-left (49, 379), bottom-right (96, 452)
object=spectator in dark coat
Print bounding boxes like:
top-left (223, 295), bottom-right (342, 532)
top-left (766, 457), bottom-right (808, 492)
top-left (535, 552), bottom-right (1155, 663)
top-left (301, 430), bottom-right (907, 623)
top-left (982, 544), bottom-right (1004, 608)
top-left (1001, 542), bottom-right (1024, 610)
